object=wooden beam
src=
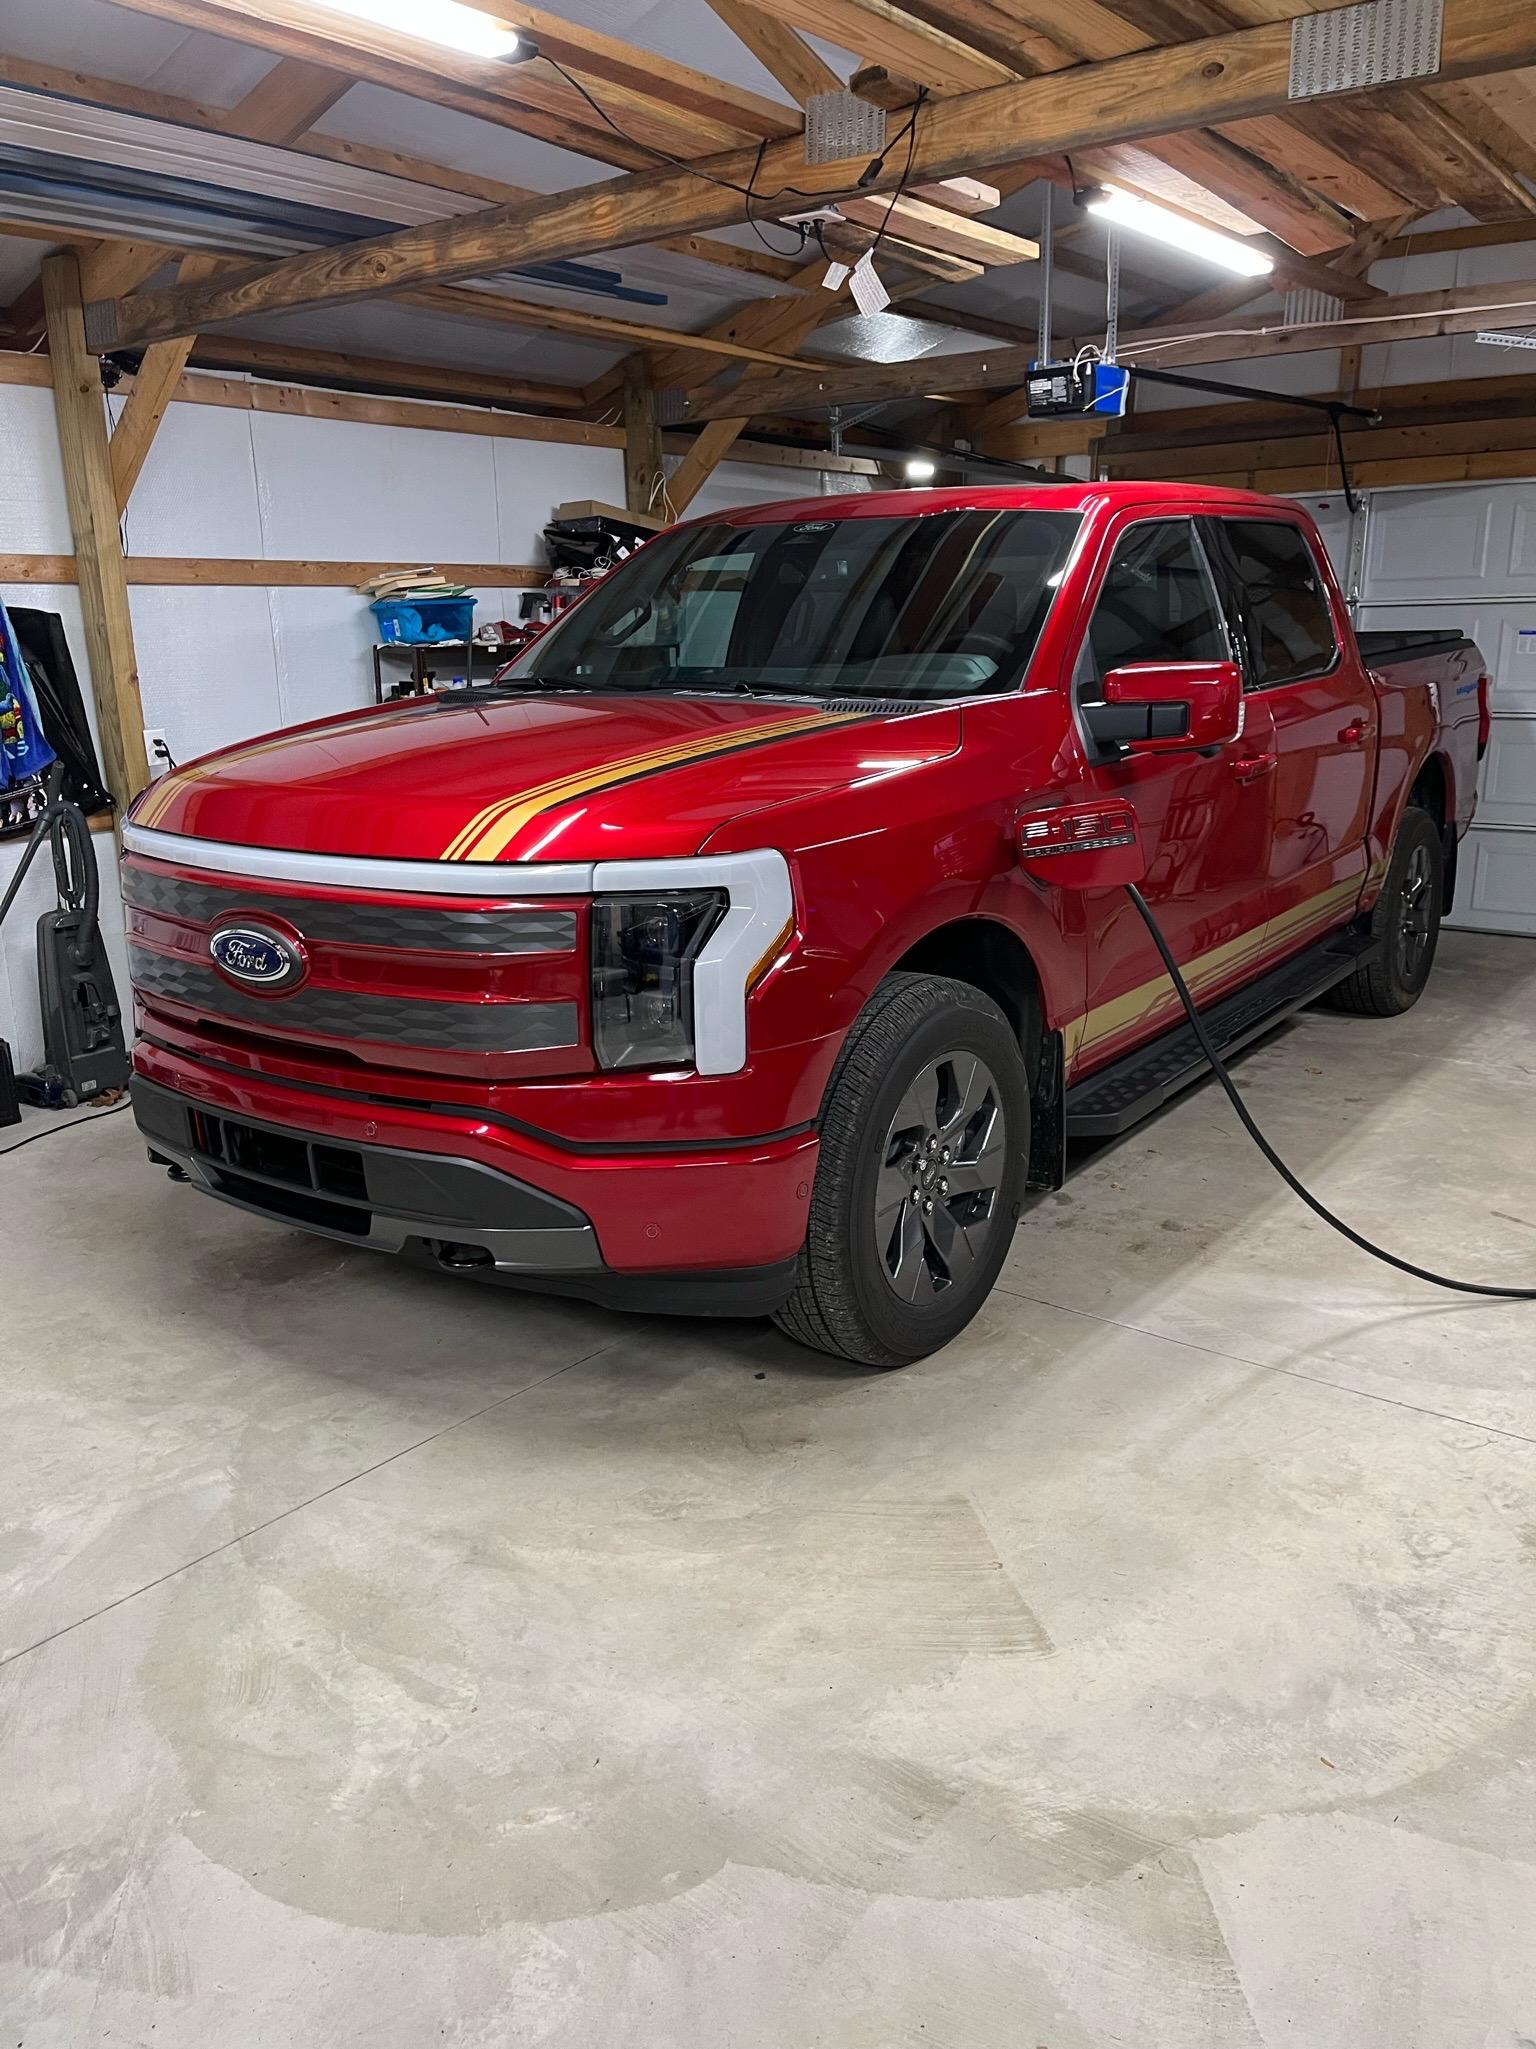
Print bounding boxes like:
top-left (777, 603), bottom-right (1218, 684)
top-left (666, 417), bottom-right (759, 515)
top-left (743, 0), bottom-right (1014, 89)
top-left (622, 357), bottom-right (666, 517)
top-left (102, 0), bottom-right (1536, 352)
top-left (186, 335), bottom-right (585, 411)
top-left (41, 251), bottom-right (148, 808)
top-left (0, 555), bottom-right (549, 587)
top-left (0, 51), bottom-right (804, 294)
top-left (108, 254), bottom-right (222, 513)
top-left (96, 0), bottom-right (776, 163)
top-left (837, 193), bottom-right (1038, 265)
top-left (222, 55), bottom-right (352, 142)
top-left (702, 0), bottom-right (844, 104)
top-left (1114, 275), bottom-right (1536, 366)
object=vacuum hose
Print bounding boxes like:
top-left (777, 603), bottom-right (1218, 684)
top-left (1125, 882), bottom-right (1536, 1300)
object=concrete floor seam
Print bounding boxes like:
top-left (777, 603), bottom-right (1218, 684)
top-left (0, 1342), bottom-right (618, 1673)
top-left (994, 1279), bottom-right (1536, 1450)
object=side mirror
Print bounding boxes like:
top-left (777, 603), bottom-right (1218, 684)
top-left (1018, 798), bottom-right (1147, 889)
top-left (1083, 659), bottom-right (1243, 755)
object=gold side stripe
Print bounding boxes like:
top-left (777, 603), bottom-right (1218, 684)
top-left (445, 711), bottom-right (867, 863)
top-left (1072, 873), bottom-right (1363, 1059)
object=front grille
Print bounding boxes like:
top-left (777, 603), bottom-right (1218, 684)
top-left (129, 943), bottom-right (578, 1055)
top-left (121, 866), bottom-right (577, 954)
top-left (189, 1108), bottom-right (372, 1235)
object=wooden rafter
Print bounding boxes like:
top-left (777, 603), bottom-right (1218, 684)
top-left (702, 0), bottom-right (844, 104)
top-left (96, 0), bottom-right (794, 164)
top-left (96, 0), bottom-right (1536, 353)
top-left (0, 51), bottom-right (805, 294)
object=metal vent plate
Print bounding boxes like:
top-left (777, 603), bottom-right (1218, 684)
top-left (1288, 0), bottom-right (1442, 100)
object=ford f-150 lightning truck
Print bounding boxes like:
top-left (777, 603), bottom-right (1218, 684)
top-left (124, 484), bottom-right (1487, 1365)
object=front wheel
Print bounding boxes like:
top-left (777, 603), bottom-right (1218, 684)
top-left (1326, 805), bottom-right (1444, 1017)
top-left (774, 973), bottom-right (1030, 1367)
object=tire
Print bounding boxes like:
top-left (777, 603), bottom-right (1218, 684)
top-left (773, 973), bottom-right (1030, 1368)
top-left (1326, 805), bottom-right (1443, 1017)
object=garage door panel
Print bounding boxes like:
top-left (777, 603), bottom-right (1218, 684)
top-left (1477, 721), bottom-right (1536, 828)
top-left (1452, 827), bottom-right (1536, 936)
top-left (1364, 487), bottom-right (1498, 596)
top-left (1358, 483), bottom-right (1536, 936)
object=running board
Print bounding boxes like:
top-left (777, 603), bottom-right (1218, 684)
top-left (1064, 929), bottom-right (1379, 1140)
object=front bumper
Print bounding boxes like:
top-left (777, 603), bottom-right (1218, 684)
top-left (130, 1051), bottom-right (815, 1316)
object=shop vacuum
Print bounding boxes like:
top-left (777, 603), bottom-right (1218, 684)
top-left (0, 764), bottom-right (129, 1121)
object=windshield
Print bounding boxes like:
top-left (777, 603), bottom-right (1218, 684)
top-left (505, 507), bottom-right (1081, 702)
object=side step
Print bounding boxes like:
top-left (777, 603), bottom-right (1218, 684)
top-left (1064, 928), bottom-right (1378, 1140)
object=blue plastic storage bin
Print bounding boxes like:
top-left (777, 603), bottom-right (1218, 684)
top-left (370, 596), bottom-right (476, 645)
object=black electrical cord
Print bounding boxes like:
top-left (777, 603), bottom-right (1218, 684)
top-left (1125, 883), bottom-right (1536, 1299)
top-left (540, 52), bottom-right (926, 263)
top-left (1328, 405), bottom-right (1361, 514)
top-left (540, 53), bottom-right (830, 213)
top-left (0, 1099), bottom-right (131, 1156)
top-left (863, 91), bottom-right (927, 265)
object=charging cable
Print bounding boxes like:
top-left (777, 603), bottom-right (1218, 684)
top-left (1125, 883), bottom-right (1536, 1299)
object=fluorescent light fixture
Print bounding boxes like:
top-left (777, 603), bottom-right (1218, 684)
top-left (905, 456), bottom-right (937, 481)
top-left (1083, 185), bottom-right (1274, 278)
top-left (314, 0), bottom-right (527, 59)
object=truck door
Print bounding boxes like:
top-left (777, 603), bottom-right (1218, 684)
top-left (1202, 515), bottom-right (1374, 953)
top-left (1071, 515), bottom-right (1279, 1075)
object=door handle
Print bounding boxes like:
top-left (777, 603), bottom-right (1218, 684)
top-left (1229, 751), bottom-right (1278, 783)
top-left (1338, 718), bottom-right (1367, 745)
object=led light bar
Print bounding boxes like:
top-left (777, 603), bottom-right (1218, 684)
top-left (1083, 186), bottom-right (1274, 278)
top-left (313, 0), bottom-right (527, 59)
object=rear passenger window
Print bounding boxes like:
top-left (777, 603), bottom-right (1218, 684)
top-left (1220, 519), bottom-right (1337, 688)
top-left (1086, 520), bottom-right (1229, 679)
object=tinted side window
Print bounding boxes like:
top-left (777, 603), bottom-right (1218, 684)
top-left (1220, 519), bottom-right (1337, 688)
top-left (1086, 520), bottom-right (1229, 679)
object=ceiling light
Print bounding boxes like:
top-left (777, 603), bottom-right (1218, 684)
top-left (313, 0), bottom-right (530, 60)
top-left (1081, 185), bottom-right (1274, 278)
top-left (905, 456), bottom-right (937, 482)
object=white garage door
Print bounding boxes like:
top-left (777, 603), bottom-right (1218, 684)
top-left (1294, 483), bottom-right (1536, 937)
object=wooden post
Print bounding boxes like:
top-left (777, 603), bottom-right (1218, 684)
top-left (42, 249), bottom-right (150, 810)
top-left (622, 357), bottom-right (666, 519)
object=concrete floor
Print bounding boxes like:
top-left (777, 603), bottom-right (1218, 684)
top-left (5, 928), bottom-right (1536, 2048)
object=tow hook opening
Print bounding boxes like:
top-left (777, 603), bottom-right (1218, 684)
top-left (432, 1239), bottom-right (495, 1270)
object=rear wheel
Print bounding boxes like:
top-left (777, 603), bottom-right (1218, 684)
top-left (1326, 805), bottom-right (1443, 1017)
top-left (774, 973), bottom-right (1029, 1367)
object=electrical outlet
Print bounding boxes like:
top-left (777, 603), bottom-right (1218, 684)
top-left (143, 728), bottom-right (171, 776)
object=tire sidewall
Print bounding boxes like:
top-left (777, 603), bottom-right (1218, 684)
top-left (839, 995), bottom-right (1029, 1362)
top-left (1379, 807), bottom-right (1443, 1006)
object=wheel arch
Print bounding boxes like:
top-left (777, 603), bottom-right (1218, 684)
top-left (1407, 750), bottom-right (1458, 913)
top-left (889, 916), bottom-right (1045, 1079)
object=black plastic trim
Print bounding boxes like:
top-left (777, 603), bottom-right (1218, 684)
top-left (1065, 928), bottom-right (1379, 1139)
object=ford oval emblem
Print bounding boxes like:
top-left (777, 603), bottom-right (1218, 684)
top-left (209, 922), bottom-right (307, 992)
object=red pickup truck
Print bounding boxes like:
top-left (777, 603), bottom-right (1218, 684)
top-left (124, 484), bottom-right (1487, 1365)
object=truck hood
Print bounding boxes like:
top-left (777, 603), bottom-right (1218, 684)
top-left (130, 692), bottom-right (963, 865)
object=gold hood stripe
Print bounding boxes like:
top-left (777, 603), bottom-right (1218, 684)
top-left (444, 710), bottom-right (867, 863)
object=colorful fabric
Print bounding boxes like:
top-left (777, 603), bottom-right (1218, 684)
top-left (0, 597), bottom-right (57, 793)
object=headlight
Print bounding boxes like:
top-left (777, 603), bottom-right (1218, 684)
top-left (590, 890), bottom-right (727, 1070)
